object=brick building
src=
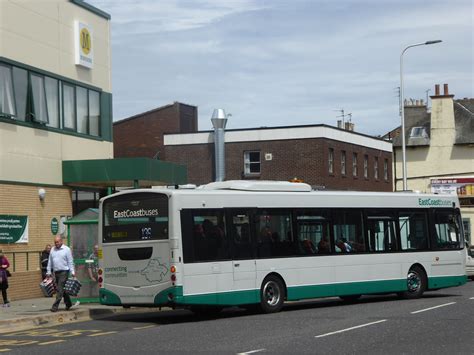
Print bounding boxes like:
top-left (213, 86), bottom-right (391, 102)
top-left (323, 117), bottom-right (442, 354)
top-left (113, 102), bottom-right (198, 159)
top-left (163, 124), bottom-right (393, 191)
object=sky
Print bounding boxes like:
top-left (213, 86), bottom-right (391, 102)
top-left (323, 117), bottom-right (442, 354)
top-left (88, 0), bottom-right (473, 136)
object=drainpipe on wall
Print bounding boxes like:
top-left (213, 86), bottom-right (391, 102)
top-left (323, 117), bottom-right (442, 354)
top-left (211, 109), bottom-right (228, 182)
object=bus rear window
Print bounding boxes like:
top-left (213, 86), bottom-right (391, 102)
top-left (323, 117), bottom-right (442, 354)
top-left (103, 193), bottom-right (169, 243)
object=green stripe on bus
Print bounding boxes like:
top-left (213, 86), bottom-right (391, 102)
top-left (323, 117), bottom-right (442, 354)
top-left (99, 288), bottom-right (122, 306)
top-left (110, 275), bottom-right (467, 307)
top-left (428, 275), bottom-right (467, 289)
top-left (287, 279), bottom-right (407, 300)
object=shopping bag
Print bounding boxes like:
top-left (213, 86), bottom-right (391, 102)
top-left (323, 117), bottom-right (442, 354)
top-left (39, 278), bottom-right (56, 297)
top-left (64, 279), bottom-right (82, 296)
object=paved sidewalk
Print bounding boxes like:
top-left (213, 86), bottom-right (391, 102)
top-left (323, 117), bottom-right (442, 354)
top-left (0, 297), bottom-right (141, 333)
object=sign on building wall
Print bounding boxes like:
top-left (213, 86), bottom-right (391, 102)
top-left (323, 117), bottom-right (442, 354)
top-left (74, 21), bottom-right (94, 69)
top-left (431, 177), bottom-right (474, 196)
top-left (0, 215), bottom-right (29, 244)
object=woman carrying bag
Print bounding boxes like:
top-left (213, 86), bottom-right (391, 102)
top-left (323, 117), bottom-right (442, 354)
top-left (0, 250), bottom-right (11, 307)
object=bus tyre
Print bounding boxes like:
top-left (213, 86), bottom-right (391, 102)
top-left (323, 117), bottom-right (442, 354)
top-left (260, 276), bottom-right (285, 313)
top-left (399, 266), bottom-right (427, 299)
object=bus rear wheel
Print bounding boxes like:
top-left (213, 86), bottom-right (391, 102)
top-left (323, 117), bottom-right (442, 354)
top-left (260, 276), bottom-right (285, 313)
top-left (398, 266), bottom-right (427, 299)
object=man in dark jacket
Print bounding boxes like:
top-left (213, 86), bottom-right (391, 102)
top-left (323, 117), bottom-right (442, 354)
top-left (40, 244), bottom-right (51, 280)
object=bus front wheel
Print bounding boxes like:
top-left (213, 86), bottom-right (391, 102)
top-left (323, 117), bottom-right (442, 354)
top-left (398, 266), bottom-right (427, 299)
top-left (260, 276), bottom-right (285, 313)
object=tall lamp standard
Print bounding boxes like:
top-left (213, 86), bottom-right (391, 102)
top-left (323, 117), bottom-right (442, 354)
top-left (399, 40), bottom-right (442, 191)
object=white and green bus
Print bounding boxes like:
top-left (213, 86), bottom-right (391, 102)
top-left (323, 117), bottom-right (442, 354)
top-left (98, 181), bottom-right (467, 313)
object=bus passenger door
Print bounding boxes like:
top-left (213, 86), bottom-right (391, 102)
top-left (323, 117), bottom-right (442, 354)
top-left (228, 210), bottom-right (257, 303)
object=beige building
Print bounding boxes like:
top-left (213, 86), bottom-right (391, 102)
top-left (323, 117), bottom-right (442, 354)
top-left (393, 84), bottom-right (474, 245)
top-left (0, 0), bottom-right (113, 299)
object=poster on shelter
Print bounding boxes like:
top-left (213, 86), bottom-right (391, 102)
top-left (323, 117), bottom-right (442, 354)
top-left (0, 215), bottom-right (29, 243)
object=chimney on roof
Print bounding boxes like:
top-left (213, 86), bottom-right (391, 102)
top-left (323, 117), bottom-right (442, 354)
top-left (430, 83), bottom-right (454, 99)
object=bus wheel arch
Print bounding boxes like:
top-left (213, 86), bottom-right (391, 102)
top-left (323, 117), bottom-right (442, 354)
top-left (399, 263), bottom-right (427, 299)
top-left (259, 273), bottom-right (286, 313)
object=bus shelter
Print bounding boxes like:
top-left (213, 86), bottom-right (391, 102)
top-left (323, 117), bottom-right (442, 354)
top-left (64, 208), bottom-right (99, 303)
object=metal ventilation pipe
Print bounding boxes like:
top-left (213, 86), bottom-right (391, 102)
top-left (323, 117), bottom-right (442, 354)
top-left (211, 109), bottom-right (228, 182)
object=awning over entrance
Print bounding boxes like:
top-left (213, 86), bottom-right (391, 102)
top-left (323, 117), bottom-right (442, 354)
top-left (62, 158), bottom-right (187, 188)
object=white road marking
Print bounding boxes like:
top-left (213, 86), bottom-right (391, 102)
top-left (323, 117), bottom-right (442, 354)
top-left (410, 302), bottom-right (456, 314)
top-left (133, 325), bottom-right (155, 330)
top-left (315, 319), bottom-right (387, 338)
top-left (237, 349), bottom-right (266, 354)
top-left (87, 331), bottom-right (117, 337)
top-left (470, 297), bottom-right (474, 300)
top-left (38, 340), bottom-right (65, 346)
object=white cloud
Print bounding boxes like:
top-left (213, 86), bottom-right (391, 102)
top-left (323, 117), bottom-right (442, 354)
top-left (89, 0), bottom-right (473, 136)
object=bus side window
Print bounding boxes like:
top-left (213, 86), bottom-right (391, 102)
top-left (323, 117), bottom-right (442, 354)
top-left (432, 210), bottom-right (462, 249)
top-left (333, 210), bottom-right (365, 253)
top-left (230, 212), bottom-right (253, 260)
top-left (295, 210), bottom-right (330, 256)
top-left (399, 211), bottom-right (429, 251)
top-left (367, 211), bottom-right (398, 252)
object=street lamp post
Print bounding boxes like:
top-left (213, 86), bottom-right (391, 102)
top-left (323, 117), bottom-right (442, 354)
top-left (399, 40), bottom-right (442, 191)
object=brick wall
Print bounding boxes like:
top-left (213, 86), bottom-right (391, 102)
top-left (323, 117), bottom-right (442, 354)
top-left (113, 102), bottom-right (198, 159)
top-left (164, 138), bottom-right (393, 191)
top-left (7, 271), bottom-right (43, 300)
top-left (0, 183), bottom-right (72, 300)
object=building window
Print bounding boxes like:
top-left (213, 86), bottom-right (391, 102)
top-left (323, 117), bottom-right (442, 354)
top-left (30, 74), bottom-right (49, 124)
top-left (384, 159), bottom-right (389, 181)
top-left (244, 151), bottom-right (261, 175)
top-left (45, 78), bottom-right (59, 128)
top-left (374, 157), bottom-right (379, 180)
top-left (328, 148), bottom-right (334, 174)
top-left (89, 90), bottom-right (100, 136)
top-left (0, 64), bottom-right (16, 117)
top-left (0, 60), bottom-right (102, 138)
top-left (63, 83), bottom-right (76, 130)
top-left (410, 126), bottom-right (428, 138)
top-left (352, 153), bottom-right (358, 177)
top-left (364, 155), bottom-right (368, 179)
top-left (13, 67), bottom-right (27, 121)
top-left (341, 151), bottom-right (346, 176)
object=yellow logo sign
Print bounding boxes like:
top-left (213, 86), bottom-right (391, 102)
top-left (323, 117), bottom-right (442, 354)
top-left (80, 28), bottom-right (91, 55)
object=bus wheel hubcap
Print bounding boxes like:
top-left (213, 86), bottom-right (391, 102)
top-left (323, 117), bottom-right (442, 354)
top-left (263, 281), bottom-right (280, 306)
top-left (407, 271), bottom-right (421, 292)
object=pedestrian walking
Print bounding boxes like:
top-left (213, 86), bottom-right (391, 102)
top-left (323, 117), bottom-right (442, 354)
top-left (0, 250), bottom-right (11, 307)
top-left (40, 244), bottom-right (51, 280)
top-left (46, 237), bottom-right (76, 312)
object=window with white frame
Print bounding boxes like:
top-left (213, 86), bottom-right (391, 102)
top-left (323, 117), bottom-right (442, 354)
top-left (341, 151), bottom-right (346, 175)
top-left (352, 153), bottom-right (358, 177)
top-left (384, 159), bottom-right (389, 181)
top-left (364, 155), bottom-right (368, 179)
top-left (244, 151), bottom-right (261, 175)
top-left (328, 148), bottom-right (334, 174)
top-left (409, 126), bottom-right (428, 138)
top-left (374, 157), bottom-right (379, 180)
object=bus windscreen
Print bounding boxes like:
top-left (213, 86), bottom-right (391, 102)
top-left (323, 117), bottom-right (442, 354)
top-left (102, 192), bottom-right (169, 243)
